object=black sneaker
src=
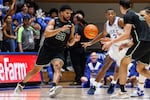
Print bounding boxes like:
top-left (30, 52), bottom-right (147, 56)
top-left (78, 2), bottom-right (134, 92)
top-left (87, 86), bottom-right (96, 95)
top-left (107, 83), bottom-right (116, 94)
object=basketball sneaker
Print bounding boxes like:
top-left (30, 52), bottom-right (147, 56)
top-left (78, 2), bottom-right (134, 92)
top-left (110, 91), bottom-right (129, 99)
top-left (87, 86), bottom-right (96, 95)
top-left (130, 87), bottom-right (144, 97)
top-left (107, 83), bottom-right (116, 94)
top-left (14, 83), bottom-right (24, 93)
top-left (49, 86), bottom-right (62, 98)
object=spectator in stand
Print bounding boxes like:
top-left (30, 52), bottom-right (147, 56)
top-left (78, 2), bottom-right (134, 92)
top-left (0, 10), bottom-right (3, 51)
top-left (12, 3), bottom-right (30, 25)
top-left (17, 16), bottom-right (36, 52)
top-left (70, 10), bottom-right (89, 85)
top-left (48, 8), bottom-right (58, 18)
top-left (28, 4), bottom-right (35, 18)
top-left (81, 52), bottom-right (104, 88)
top-left (81, 52), bottom-right (116, 88)
top-left (2, 0), bottom-right (17, 52)
top-left (2, 15), bottom-right (16, 52)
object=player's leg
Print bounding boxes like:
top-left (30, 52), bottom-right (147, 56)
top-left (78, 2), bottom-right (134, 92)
top-left (130, 41), bottom-right (150, 97)
top-left (49, 58), bottom-right (64, 98)
top-left (51, 58), bottom-right (63, 84)
top-left (107, 66), bottom-right (119, 94)
top-left (136, 62), bottom-right (150, 79)
top-left (130, 62), bottom-right (150, 97)
top-left (87, 55), bottom-right (114, 95)
top-left (14, 66), bottom-right (43, 93)
top-left (107, 45), bottom-right (128, 94)
top-left (95, 55), bottom-right (114, 82)
top-left (14, 46), bottom-right (50, 93)
top-left (110, 56), bottom-right (131, 99)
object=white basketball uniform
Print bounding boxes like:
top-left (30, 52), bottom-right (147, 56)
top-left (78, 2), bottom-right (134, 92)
top-left (88, 62), bottom-right (102, 87)
top-left (106, 17), bottom-right (130, 66)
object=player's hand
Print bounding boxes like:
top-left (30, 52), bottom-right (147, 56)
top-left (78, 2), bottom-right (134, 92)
top-left (100, 37), bottom-right (111, 43)
top-left (101, 40), bottom-right (112, 51)
top-left (119, 43), bottom-right (127, 51)
top-left (74, 33), bottom-right (81, 42)
top-left (81, 42), bottom-right (92, 48)
top-left (81, 77), bottom-right (88, 82)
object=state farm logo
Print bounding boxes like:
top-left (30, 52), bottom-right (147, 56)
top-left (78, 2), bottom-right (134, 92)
top-left (0, 58), bottom-right (27, 81)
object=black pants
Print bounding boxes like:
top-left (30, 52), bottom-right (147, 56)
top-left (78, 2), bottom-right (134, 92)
top-left (70, 47), bottom-right (87, 84)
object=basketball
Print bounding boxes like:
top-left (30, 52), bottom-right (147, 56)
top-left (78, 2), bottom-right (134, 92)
top-left (84, 24), bottom-right (99, 39)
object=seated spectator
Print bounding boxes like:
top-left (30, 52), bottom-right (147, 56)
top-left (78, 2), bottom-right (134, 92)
top-left (81, 52), bottom-right (105, 88)
top-left (40, 64), bottom-right (54, 85)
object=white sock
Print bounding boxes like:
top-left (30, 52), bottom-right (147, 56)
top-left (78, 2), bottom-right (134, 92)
top-left (137, 74), bottom-right (146, 91)
top-left (138, 83), bottom-right (144, 91)
top-left (111, 80), bottom-right (117, 84)
top-left (93, 81), bottom-right (99, 87)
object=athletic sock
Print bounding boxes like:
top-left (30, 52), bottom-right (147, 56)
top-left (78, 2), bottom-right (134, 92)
top-left (19, 82), bottom-right (26, 86)
top-left (120, 85), bottom-right (127, 92)
top-left (138, 74), bottom-right (146, 91)
top-left (51, 82), bottom-right (57, 87)
top-left (111, 80), bottom-right (117, 84)
top-left (138, 83), bottom-right (144, 91)
top-left (92, 81), bottom-right (98, 87)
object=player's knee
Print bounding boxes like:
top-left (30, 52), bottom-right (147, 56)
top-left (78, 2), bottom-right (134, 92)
top-left (121, 57), bottom-right (130, 66)
top-left (136, 66), bottom-right (143, 73)
top-left (52, 59), bottom-right (64, 70)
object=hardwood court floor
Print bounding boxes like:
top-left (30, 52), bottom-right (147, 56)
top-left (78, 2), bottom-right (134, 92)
top-left (0, 86), bottom-right (150, 100)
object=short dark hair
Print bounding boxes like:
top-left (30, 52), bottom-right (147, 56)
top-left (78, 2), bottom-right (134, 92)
top-left (105, 8), bottom-right (116, 13)
top-left (119, 0), bottom-right (133, 9)
top-left (76, 10), bottom-right (85, 18)
top-left (59, 5), bottom-right (72, 12)
top-left (23, 16), bottom-right (30, 20)
top-left (49, 8), bottom-right (58, 16)
top-left (143, 7), bottom-right (150, 14)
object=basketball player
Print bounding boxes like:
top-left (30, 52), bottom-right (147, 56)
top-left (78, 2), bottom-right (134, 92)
top-left (101, 0), bottom-right (150, 99)
top-left (130, 7), bottom-right (150, 97)
top-left (82, 8), bottom-right (131, 95)
top-left (14, 5), bottom-right (80, 98)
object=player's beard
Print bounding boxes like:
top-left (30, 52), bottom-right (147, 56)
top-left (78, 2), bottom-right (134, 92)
top-left (63, 16), bottom-right (69, 21)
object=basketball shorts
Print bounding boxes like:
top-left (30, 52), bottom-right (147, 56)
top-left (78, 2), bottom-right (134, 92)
top-left (108, 44), bottom-right (128, 66)
top-left (126, 41), bottom-right (150, 65)
top-left (35, 46), bottom-right (65, 66)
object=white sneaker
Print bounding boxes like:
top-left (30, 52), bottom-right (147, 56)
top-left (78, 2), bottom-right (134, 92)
top-left (130, 88), bottom-right (144, 97)
top-left (110, 91), bottom-right (129, 99)
top-left (49, 86), bottom-right (62, 98)
top-left (14, 83), bottom-right (24, 93)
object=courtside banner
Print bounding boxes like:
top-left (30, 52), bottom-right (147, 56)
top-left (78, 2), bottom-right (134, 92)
top-left (0, 52), bottom-right (41, 83)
